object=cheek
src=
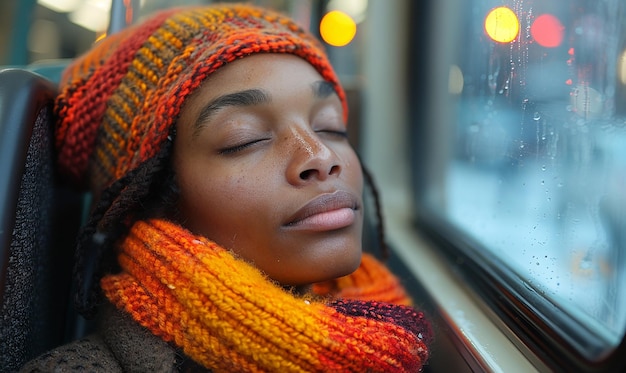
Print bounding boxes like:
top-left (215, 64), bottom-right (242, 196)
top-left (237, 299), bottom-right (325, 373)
top-left (176, 163), bottom-right (278, 236)
top-left (181, 171), bottom-right (243, 215)
top-left (341, 148), bottom-right (364, 191)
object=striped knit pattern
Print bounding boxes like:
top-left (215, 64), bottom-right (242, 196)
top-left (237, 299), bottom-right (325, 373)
top-left (54, 4), bottom-right (346, 190)
top-left (101, 219), bottom-right (432, 372)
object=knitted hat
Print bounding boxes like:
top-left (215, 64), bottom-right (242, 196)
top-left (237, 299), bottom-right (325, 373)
top-left (55, 4), bottom-right (347, 191)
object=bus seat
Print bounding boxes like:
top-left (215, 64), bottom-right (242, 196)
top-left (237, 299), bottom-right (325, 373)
top-left (0, 68), bottom-right (84, 372)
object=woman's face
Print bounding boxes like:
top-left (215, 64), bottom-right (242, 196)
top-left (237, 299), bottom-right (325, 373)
top-left (173, 54), bottom-right (363, 287)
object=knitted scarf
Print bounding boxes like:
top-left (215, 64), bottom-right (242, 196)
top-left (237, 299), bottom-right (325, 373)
top-left (101, 219), bottom-right (432, 372)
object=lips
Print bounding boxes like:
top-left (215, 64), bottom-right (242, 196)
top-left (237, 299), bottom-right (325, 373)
top-left (284, 190), bottom-right (360, 231)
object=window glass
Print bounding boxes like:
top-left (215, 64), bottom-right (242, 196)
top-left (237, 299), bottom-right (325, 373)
top-left (426, 0), bottom-right (626, 352)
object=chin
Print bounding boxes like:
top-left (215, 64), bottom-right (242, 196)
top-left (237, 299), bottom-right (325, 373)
top-left (296, 250), bottom-right (363, 286)
top-left (322, 240), bottom-right (364, 279)
top-left (334, 252), bottom-right (363, 277)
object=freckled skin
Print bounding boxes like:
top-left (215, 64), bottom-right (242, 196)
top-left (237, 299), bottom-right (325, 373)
top-left (173, 54), bottom-right (364, 287)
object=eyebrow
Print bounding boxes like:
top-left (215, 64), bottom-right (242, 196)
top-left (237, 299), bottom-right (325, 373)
top-left (193, 88), bottom-right (270, 137)
top-left (191, 80), bottom-right (338, 137)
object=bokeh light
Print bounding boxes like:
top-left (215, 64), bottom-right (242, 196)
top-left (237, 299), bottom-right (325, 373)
top-left (327, 0), bottom-right (368, 23)
top-left (449, 65), bottom-right (464, 95)
top-left (484, 7), bottom-right (519, 43)
top-left (618, 49), bottom-right (626, 85)
top-left (570, 85), bottom-right (603, 119)
top-left (531, 14), bottom-right (564, 48)
top-left (320, 10), bottom-right (357, 47)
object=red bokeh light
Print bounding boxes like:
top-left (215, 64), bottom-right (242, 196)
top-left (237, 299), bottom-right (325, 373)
top-left (531, 14), bottom-right (564, 48)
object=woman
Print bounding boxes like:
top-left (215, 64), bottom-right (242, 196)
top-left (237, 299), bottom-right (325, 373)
top-left (22, 3), bottom-right (432, 372)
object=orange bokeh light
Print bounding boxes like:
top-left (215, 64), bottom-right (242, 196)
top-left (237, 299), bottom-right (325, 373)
top-left (484, 7), bottom-right (520, 43)
top-left (320, 10), bottom-right (357, 47)
top-left (531, 14), bottom-right (564, 48)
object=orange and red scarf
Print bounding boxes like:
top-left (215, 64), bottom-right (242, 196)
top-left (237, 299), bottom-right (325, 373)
top-left (101, 219), bottom-right (431, 372)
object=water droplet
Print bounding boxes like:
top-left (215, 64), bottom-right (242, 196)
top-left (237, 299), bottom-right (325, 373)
top-left (541, 165), bottom-right (546, 171)
top-left (533, 112), bottom-right (541, 121)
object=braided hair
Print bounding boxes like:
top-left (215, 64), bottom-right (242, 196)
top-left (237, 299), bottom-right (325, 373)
top-left (74, 137), bottom-right (178, 318)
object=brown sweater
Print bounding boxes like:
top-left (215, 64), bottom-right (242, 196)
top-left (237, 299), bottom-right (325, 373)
top-left (19, 305), bottom-right (206, 372)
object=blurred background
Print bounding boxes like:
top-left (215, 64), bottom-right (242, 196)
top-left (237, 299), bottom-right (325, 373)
top-left (0, 0), bottom-right (365, 77)
top-left (2, 1), bottom-right (626, 371)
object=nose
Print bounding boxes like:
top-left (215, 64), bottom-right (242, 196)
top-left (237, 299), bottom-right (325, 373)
top-left (285, 127), bottom-right (342, 185)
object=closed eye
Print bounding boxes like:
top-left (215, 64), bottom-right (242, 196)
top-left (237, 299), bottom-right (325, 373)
top-left (315, 129), bottom-right (348, 139)
top-left (219, 138), bottom-right (269, 155)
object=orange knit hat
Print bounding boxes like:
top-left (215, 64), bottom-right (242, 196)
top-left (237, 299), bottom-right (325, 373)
top-left (54, 4), bottom-right (346, 192)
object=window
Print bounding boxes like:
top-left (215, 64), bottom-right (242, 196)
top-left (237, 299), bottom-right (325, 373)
top-left (412, 0), bottom-right (626, 370)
